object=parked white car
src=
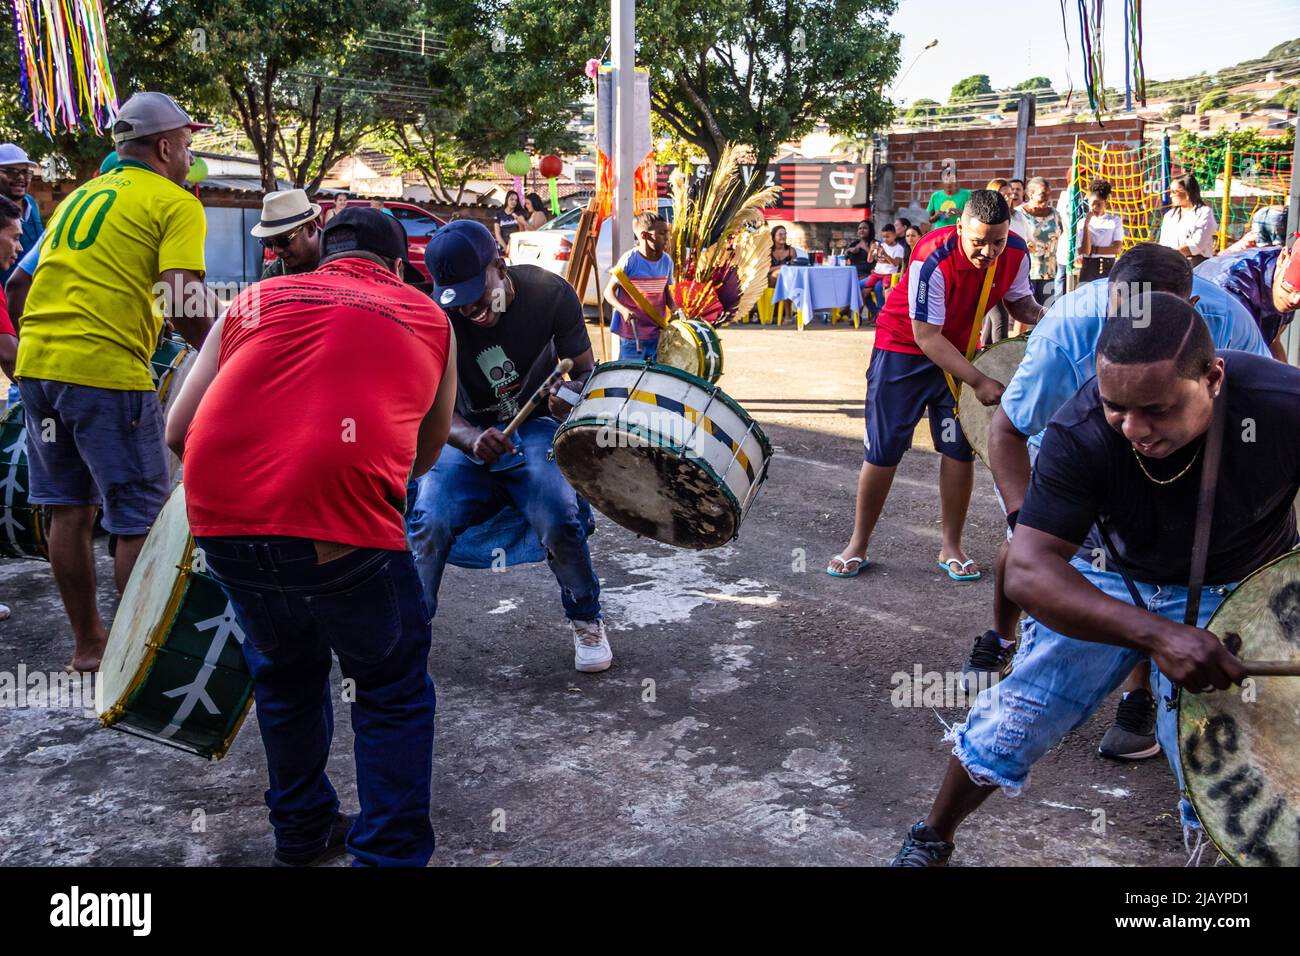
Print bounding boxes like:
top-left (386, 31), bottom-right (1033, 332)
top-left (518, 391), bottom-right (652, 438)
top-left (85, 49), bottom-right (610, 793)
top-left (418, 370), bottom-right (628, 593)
top-left (507, 198), bottom-right (675, 307)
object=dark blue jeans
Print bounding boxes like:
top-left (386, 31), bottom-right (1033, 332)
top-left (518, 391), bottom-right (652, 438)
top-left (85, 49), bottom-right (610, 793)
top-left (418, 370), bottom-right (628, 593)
top-left (195, 536), bottom-right (436, 867)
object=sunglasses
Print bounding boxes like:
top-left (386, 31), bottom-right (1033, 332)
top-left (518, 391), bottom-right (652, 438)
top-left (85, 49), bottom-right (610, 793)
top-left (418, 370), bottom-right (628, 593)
top-left (260, 225), bottom-right (304, 251)
top-left (0, 167), bottom-right (32, 179)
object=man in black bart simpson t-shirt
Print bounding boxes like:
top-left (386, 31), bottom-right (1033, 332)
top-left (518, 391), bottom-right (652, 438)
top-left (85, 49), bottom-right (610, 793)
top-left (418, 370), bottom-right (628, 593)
top-left (406, 219), bottom-right (616, 675)
top-left (893, 291), bottom-right (1300, 866)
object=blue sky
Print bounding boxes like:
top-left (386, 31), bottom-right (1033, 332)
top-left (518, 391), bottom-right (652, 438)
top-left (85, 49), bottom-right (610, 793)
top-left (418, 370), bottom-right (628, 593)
top-left (888, 0), bottom-right (1300, 106)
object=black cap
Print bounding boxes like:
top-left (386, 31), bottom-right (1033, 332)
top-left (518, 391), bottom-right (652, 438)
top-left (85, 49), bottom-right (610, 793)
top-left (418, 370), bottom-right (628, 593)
top-left (321, 208), bottom-right (420, 284)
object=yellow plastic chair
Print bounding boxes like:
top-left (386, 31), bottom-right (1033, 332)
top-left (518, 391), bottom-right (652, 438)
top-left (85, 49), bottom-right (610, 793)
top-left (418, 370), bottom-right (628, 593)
top-left (756, 287), bottom-right (788, 326)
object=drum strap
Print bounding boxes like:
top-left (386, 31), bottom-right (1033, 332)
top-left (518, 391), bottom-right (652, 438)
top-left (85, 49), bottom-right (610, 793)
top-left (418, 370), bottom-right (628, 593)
top-left (945, 264), bottom-right (998, 401)
top-left (1184, 380), bottom-right (1228, 627)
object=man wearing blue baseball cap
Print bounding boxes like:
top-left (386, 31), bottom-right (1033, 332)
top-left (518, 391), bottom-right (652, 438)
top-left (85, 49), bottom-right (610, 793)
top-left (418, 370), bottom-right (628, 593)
top-left (407, 219), bottom-right (615, 673)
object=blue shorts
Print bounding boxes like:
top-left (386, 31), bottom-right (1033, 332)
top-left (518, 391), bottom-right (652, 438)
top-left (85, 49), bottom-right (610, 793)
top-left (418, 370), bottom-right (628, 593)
top-left (863, 348), bottom-right (974, 467)
top-left (16, 378), bottom-right (171, 535)
top-left (950, 555), bottom-right (1237, 829)
top-left (618, 334), bottom-right (658, 363)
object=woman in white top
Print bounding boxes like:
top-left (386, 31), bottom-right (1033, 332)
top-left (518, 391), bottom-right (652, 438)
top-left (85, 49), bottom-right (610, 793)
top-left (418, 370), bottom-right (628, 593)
top-left (1076, 179), bottom-right (1124, 283)
top-left (1159, 173), bottom-right (1218, 266)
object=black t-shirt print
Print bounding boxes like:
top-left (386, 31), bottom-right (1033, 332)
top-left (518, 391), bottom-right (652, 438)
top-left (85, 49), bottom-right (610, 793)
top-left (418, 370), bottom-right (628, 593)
top-left (496, 209), bottom-right (523, 246)
top-left (1017, 351), bottom-right (1300, 586)
top-left (447, 265), bottom-right (591, 429)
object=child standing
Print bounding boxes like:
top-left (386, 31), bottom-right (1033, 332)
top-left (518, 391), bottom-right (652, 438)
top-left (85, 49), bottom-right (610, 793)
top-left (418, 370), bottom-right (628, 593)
top-left (603, 211), bottom-right (676, 362)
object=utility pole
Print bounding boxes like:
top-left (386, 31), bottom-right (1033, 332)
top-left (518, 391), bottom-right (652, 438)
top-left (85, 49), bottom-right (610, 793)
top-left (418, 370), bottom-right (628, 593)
top-left (611, 0), bottom-right (636, 266)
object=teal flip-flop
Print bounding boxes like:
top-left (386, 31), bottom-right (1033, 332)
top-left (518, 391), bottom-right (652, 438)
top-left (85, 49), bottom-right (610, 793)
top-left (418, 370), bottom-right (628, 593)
top-left (938, 558), bottom-right (981, 581)
top-left (827, 555), bottom-right (870, 578)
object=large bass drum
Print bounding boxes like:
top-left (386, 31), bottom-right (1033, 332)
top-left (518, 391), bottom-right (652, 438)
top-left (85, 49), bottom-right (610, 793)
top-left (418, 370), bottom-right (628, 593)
top-left (553, 362), bottom-right (771, 549)
top-left (956, 334), bottom-right (1027, 466)
top-left (1179, 548), bottom-right (1300, 866)
top-left (97, 484), bottom-right (254, 759)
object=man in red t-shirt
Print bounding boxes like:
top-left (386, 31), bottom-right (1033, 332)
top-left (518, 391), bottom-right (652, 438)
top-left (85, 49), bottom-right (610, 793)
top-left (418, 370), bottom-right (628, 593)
top-left (166, 208), bottom-right (457, 867)
top-left (827, 190), bottom-right (1043, 581)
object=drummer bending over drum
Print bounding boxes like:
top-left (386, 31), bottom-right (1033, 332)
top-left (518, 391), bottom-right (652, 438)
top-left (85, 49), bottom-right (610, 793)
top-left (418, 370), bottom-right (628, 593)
top-left (168, 209), bottom-right (457, 866)
top-left (826, 190), bottom-right (1042, 581)
top-left (964, 245), bottom-right (1270, 760)
top-left (407, 220), bottom-right (612, 673)
top-left (893, 294), bottom-right (1300, 866)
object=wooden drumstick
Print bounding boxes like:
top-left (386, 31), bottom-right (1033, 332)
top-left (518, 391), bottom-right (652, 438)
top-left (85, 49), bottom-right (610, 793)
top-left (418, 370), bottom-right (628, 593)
top-left (1238, 661), bottom-right (1300, 677)
top-left (500, 358), bottom-right (573, 440)
top-left (1223, 633), bottom-right (1300, 676)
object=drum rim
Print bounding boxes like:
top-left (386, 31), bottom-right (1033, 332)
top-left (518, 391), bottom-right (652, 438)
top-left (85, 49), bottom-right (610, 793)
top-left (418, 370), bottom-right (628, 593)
top-left (0, 401), bottom-right (50, 559)
top-left (956, 333), bottom-right (1030, 467)
top-left (98, 487), bottom-right (254, 758)
top-left (552, 423), bottom-right (745, 544)
top-left (1176, 545), bottom-right (1300, 866)
top-left (580, 361), bottom-right (770, 455)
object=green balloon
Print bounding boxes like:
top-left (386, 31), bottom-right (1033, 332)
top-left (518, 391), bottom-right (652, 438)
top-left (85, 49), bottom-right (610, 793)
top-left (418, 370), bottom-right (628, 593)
top-left (504, 150), bottom-right (531, 176)
top-left (186, 155), bottom-right (209, 184)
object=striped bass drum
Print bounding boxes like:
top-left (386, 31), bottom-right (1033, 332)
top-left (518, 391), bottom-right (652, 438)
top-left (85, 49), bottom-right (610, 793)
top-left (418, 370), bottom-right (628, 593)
top-left (553, 362), bottom-right (771, 549)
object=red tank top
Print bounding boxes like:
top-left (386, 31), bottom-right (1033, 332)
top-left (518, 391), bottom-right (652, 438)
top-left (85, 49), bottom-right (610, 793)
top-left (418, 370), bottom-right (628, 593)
top-left (184, 259), bottom-right (451, 549)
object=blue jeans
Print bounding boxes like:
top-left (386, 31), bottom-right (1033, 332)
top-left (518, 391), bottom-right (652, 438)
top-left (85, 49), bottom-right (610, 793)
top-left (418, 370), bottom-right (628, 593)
top-left (1053, 262), bottom-right (1067, 300)
top-left (951, 556), bottom-right (1236, 829)
top-left (618, 335), bottom-right (658, 362)
top-left (406, 416), bottom-right (601, 621)
top-left (195, 536), bottom-right (437, 867)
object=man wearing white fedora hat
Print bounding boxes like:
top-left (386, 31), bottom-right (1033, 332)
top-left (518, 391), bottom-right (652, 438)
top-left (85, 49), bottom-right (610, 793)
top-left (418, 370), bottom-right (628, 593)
top-left (254, 189), bottom-right (323, 279)
top-left (0, 143), bottom-right (43, 287)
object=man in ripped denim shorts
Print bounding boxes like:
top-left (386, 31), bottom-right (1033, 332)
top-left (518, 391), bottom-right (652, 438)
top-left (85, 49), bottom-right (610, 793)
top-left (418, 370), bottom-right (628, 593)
top-left (892, 292), bottom-right (1300, 865)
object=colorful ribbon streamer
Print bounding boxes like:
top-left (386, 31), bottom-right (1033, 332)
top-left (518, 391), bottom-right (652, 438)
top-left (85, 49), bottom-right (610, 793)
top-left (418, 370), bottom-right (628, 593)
top-left (10, 0), bottom-right (119, 136)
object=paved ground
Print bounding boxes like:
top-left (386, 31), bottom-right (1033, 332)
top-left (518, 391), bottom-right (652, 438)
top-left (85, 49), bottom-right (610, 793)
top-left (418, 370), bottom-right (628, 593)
top-left (0, 322), bottom-right (1197, 866)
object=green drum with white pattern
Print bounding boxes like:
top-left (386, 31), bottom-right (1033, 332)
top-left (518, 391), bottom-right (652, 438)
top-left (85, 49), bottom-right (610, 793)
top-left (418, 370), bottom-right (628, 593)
top-left (0, 402), bottom-right (50, 559)
top-left (98, 485), bottom-right (254, 759)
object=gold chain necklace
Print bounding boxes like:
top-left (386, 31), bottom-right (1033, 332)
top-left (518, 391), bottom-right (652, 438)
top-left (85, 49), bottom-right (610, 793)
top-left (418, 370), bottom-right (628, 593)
top-left (1131, 444), bottom-right (1202, 485)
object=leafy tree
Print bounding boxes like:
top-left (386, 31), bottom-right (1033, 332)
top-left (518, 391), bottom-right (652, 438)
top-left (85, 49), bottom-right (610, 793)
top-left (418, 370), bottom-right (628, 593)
top-left (946, 73), bottom-right (993, 114)
top-left (176, 0), bottom-right (413, 192)
top-left (902, 98), bottom-right (941, 123)
top-left (639, 0), bottom-right (901, 172)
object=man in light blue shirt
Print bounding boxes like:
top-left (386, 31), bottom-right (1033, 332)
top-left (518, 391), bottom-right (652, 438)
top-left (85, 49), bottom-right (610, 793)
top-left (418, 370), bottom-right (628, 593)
top-left (962, 244), bottom-right (1270, 761)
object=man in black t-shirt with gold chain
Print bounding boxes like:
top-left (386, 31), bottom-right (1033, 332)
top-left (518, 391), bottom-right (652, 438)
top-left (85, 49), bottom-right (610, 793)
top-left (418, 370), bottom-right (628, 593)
top-left (893, 292), bottom-right (1300, 865)
top-left (406, 220), bottom-right (612, 674)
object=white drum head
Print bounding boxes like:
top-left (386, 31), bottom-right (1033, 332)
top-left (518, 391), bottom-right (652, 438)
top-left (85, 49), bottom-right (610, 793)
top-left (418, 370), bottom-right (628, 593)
top-left (98, 485), bottom-right (192, 715)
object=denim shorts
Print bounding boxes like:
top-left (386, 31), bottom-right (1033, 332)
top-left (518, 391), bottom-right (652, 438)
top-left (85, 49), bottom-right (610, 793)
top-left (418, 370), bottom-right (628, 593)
top-left (950, 555), bottom-right (1236, 828)
top-left (863, 348), bottom-right (974, 467)
top-left (618, 334), bottom-right (659, 363)
top-left (16, 378), bottom-right (171, 535)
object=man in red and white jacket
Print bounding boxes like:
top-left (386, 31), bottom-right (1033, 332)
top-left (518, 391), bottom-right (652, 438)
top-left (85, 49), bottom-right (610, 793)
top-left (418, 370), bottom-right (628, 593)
top-left (827, 189), bottom-right (1043, 582)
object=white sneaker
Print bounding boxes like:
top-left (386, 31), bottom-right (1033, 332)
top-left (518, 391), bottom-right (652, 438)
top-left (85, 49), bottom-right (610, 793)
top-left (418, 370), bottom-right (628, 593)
top-left (571, 619), bottom-right (613, 673)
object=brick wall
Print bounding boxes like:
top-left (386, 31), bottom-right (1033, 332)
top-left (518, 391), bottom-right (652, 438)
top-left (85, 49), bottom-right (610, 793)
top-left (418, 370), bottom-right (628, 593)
top-left (886, 117), bottom-right (1145, 211)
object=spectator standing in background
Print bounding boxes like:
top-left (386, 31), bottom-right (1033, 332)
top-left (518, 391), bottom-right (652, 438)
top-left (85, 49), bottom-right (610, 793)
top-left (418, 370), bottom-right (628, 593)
top-left (1019, 177), bottom-right (1063, 305)
top-left (1077, 179), bottom-right (1124, 283)
top-left (927, 161), bottom-right (970, 228)
top-left (0, 144), bottom-right (42, 289)
top-left (1159, 173), bottom-right (1217, 267)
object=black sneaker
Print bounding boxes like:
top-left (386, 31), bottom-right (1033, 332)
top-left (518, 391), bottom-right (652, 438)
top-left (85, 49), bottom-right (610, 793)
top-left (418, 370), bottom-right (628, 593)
top-left (272, 812), bottom-right (354, 867)
top-left (890, 821), bottom-right (954, 867)
top-left (1098, 689), bottom-right (1161, 760)
top-left (960, 630), bottom-right (1014, 694)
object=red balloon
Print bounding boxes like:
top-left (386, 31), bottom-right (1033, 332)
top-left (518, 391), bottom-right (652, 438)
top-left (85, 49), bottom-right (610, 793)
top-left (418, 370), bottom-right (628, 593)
top-left (539, 154), bottom-right (563, 179)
